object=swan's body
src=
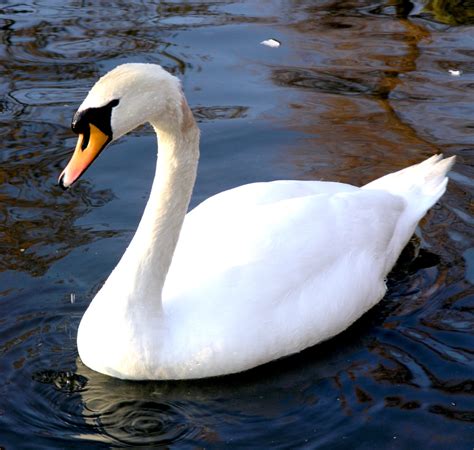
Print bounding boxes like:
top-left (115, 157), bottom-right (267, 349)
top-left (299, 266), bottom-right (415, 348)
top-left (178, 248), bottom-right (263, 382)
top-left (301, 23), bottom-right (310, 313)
top-left (59, 63), bottom-right (454, 380)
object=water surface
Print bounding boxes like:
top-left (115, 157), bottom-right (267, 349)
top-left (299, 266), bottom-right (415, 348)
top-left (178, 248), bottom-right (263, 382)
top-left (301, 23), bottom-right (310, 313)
top-left (0, 0), bottom-right (473, 448)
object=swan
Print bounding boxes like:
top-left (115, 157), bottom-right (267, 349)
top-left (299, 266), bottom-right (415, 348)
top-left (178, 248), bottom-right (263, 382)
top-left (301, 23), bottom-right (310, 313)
top-left (58, 63), bottom-right (455, 380)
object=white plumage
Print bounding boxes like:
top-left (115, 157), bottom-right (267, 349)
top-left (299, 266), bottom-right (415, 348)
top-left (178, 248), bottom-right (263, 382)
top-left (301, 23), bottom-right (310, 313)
top-left (62, 64), bottom-right (454, 380)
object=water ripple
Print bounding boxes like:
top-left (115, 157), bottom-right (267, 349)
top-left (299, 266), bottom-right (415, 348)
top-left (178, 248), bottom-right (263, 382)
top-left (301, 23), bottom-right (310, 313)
top-left (92, 399), bottom-right (197, 446)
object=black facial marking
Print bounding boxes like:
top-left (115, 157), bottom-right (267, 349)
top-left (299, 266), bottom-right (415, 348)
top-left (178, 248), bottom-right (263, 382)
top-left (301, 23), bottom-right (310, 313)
top-left (71, 98), bottom-right (120, 140)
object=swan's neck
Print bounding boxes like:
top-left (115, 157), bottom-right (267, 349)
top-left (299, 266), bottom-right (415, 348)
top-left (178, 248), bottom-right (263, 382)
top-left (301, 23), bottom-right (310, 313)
top-left (118, 117), bottom-right (199, 307)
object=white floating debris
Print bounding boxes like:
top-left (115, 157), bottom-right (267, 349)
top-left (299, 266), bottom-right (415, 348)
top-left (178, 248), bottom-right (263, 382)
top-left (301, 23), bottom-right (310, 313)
top-left (448, 69), bottom-right (462, 76)
top-left (19, 248), bottom-right (25, 253)
top-left (70, 293), bottom-right (76, 304)
top-left (260, 38), bottom-right (281, 48)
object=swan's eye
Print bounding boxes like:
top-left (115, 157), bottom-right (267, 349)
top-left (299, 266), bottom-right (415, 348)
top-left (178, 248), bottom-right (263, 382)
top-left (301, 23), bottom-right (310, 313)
top-left (71, 98), bottom-right (120, 139)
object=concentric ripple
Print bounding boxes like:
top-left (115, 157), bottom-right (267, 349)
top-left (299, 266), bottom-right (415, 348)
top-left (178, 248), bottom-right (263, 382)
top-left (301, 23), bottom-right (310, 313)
top-left (90, 400), bottom-right (197, 446)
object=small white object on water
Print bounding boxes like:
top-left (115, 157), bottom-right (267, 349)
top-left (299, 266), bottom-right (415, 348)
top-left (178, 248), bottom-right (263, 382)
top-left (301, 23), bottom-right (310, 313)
top-left (448, 69), bottom-right (462, 76)
top-left (260, 38), bottom-right (281, 48)
top-left (70, 293), bottom-right (76, 304)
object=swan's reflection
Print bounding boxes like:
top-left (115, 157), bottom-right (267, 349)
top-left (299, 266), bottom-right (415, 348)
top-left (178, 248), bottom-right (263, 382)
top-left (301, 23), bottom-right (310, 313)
top-left (74, 338), bottom-right (359, 447)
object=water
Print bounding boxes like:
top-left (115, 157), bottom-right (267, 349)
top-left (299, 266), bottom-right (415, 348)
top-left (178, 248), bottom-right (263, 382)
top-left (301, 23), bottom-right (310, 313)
top-left (0, 0), bottom-right (473, 448)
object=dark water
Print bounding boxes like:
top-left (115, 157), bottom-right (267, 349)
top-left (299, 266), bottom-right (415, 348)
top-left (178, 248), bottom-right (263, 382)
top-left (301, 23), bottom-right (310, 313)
top-left (0, 0), bottom-right (473, 448)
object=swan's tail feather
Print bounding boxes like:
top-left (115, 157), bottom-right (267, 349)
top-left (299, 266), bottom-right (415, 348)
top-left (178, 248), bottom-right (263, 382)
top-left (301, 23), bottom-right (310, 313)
top-left (363, 154), bottom-right (455, 273)
top-left (363, 154), bottom-right (455, 213)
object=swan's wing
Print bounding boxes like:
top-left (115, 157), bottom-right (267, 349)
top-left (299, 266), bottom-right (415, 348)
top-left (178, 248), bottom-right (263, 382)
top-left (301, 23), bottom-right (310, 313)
top-left (164, 180), bottom-right (405, 307)
top-left (163, 181), bottom-right (407, 369)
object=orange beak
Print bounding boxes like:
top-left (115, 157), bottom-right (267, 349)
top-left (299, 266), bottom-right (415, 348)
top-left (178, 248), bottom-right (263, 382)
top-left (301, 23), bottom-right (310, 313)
top-left (58, 124), bottom-right (110, 189)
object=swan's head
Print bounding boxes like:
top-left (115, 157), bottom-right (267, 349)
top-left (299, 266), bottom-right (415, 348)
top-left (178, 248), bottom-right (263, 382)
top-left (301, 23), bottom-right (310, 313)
top-left (59, 63), bottom-right (189, 189)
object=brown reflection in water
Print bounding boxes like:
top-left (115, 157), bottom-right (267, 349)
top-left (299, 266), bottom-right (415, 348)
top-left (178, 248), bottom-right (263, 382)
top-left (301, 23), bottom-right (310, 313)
top-left (385, 396), bottom-right (421, 409)
top-left (423, 0), bottom-right (474, 25)
top-left (371, 358), bottom-right (414, 386)
top-left (370, 338), bottom-right (472, 397)
top-left (267, 1), bottom-right (438, 186)
top-left (429, 404), bottom-right (474, 422)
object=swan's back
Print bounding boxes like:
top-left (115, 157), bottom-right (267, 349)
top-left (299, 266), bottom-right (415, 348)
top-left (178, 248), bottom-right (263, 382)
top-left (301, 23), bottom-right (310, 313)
top-left (163, 186), bottom-right (402, 376)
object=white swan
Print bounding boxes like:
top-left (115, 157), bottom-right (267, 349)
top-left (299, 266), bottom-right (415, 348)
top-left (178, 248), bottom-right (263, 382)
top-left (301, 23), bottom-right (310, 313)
top-left (59, 63), bottom-right (454, 380)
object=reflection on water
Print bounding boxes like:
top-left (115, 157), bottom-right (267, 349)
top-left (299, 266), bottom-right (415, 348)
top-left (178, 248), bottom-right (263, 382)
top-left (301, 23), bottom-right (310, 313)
top-left (423, 0), bottom-right (474, 25)
top-left (0, 0), bottom-right (473, 448)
